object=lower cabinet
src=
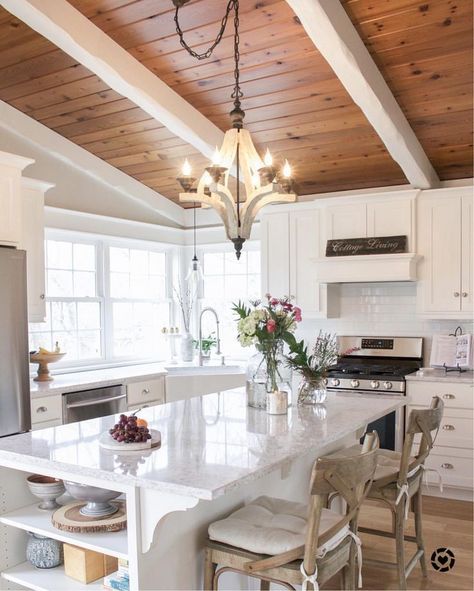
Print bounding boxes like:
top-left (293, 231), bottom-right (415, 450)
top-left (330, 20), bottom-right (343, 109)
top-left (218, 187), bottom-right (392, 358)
top-left (127, 377), bottom-right (165, 409)
top-left (31, 395), bottom-right (62, 431)
top-left (406, 379), bottom-right (474, 498)
top-left (261, 209), bottom-right (338, 318)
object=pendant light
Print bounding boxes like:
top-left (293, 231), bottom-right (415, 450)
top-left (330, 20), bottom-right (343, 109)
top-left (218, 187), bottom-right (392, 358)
top-left (173, 0), bottom-right (296, 259)
top-left (185, 197), bottom-right (203, 291)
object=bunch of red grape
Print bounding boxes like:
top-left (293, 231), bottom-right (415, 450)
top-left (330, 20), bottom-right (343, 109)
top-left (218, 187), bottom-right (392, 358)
top-left (109, 414), bottom-right (151, 444)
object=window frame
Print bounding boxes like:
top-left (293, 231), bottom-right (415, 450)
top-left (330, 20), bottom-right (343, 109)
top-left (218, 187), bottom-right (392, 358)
top-left (36, 229), bottom-right (174, 371)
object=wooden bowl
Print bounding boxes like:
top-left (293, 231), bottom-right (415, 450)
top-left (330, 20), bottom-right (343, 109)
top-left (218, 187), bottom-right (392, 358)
top-left (30, 352), bottom-right (66, 382)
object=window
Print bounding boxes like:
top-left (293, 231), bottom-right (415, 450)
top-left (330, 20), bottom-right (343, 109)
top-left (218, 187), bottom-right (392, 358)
top-left (200, 246), bottom-right (261, 359)
top-left (29, 234), bottom-right (171, 368)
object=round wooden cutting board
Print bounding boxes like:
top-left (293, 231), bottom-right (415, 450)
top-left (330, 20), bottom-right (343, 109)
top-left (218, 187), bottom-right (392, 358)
top-left (52, 501), bottom-right (127, 533)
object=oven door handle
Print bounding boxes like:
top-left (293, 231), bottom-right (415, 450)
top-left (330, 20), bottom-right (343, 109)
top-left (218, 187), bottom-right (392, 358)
top-left (66, 393), bottom-right (127, 409)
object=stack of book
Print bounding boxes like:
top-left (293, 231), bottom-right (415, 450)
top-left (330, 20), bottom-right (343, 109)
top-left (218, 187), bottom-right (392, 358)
top-left (103, 559), bottom-right (129, 591)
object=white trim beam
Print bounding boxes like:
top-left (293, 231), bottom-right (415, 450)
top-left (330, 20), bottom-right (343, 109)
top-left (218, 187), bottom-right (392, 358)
top-left (0, 0), bottom-right (224, 162)
top-left (286, 0), bottom-right (440, 189)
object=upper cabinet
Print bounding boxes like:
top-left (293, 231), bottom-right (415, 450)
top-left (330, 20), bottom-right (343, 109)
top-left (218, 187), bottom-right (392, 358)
top-left (417, 188), bottom-right (473, 318)
top-left (0, 151), bottom-right (34, 247)
top-left (20, 178), bottom-right (54, 323)
top-left (261, 208), bottom-right (338, 319)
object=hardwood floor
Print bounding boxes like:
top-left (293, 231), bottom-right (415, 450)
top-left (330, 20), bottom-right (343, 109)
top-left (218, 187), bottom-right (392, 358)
top-left (326, 496), bottom-right (473, 590)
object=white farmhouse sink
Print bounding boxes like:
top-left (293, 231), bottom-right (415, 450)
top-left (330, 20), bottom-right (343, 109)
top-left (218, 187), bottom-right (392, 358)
top-left (164, 363), bottom-right (245, 402)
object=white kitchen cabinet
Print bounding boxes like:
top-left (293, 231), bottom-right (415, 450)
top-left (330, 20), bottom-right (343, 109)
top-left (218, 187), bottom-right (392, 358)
top-left (367, 197), bottom-right (415, 250)
top-left (0, 151), bottom-right (34, 246)
top-left (20, 178), bottom-right (54, 322)
top-left (322, 202), bottom-right (367, 243)
top-left (261, 208), bottom-right (338, 318)
top-left (127, 377), bottom-right (165, 407)
top-left (406, 377), bottom-right (474, 499)
top-left (417, 188), bottom-right (473, 317)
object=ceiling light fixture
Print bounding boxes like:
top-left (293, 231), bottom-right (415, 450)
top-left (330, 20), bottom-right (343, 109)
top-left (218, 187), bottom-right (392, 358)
top-left (185, 196), bottom-right (203, 292)
top-left (173, 0), bottom-right (296, 259)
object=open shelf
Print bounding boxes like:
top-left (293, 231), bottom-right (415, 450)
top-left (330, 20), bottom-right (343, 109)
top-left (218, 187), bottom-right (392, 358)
top-left (1, 562), bottom-right (104, 591)
top-left (0, 501), bottom-right (128, 560)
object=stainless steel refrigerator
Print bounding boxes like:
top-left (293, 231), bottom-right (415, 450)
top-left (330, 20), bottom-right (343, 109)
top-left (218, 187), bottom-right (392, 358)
top-left (0, 247), bottom-right (31, 437)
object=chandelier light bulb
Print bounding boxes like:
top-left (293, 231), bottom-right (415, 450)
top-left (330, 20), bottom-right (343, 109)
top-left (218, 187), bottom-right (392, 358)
top-left (283, 159), bottom-right (292, 179)
top-left (202, 171), bottom-right (212, 186)
top-left (263, 148), bottom-right (273, 167)
top-left (211, 146), bottom-right (221, 166)
top-left (181, 159), bottom-right (192, 176)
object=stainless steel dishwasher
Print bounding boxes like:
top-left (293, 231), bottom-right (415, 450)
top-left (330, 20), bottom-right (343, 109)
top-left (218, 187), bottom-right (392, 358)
top-left (63, 385), bottom-right (127, 424)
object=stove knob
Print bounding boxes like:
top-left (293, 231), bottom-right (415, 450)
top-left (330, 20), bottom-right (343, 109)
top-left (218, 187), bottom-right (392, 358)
top-left (383, 381), bottom-right (393, 390)
top-left (350, 379), bottom-right (360, 388)
top-left (370, 380), bottom-right (380, 389)
top-left (331, 378), bottom-right (340, 387)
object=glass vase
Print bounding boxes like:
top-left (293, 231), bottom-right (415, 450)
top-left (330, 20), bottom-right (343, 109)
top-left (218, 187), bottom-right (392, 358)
top-left (246, 344), bottom-right (292, 409)
top-left (297, 378), bottom-right (327, 405)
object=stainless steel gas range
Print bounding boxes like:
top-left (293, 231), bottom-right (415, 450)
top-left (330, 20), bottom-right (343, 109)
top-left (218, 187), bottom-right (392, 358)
top-left (325, 336), bottom-right (423, 451)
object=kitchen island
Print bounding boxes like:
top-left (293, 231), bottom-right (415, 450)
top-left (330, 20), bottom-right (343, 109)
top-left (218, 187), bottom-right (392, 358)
top-left (0, 388), bottom-right (405, 591)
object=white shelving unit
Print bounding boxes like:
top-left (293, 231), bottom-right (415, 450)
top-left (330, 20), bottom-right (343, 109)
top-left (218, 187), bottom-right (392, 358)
top-left (0, 501), bottom-right (128, 560)
top-left (1, 562), bottom-right (104, 591)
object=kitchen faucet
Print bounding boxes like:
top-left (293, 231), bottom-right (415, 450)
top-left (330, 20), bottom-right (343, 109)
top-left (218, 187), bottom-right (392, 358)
top-left (198, 307), bottom-right (221, 366)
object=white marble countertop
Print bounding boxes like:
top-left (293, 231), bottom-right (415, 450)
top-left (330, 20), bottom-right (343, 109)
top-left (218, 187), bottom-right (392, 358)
top-left (0, 389), bottom-right (405, 500)
top-left (406, 369), bottom-right (474, 384)
top-left (30, 362), bottom-right (245, 399)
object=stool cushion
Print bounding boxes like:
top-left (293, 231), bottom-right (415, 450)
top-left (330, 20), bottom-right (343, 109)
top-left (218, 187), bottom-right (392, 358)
top-left (208, 496), bottom-right (349, 555)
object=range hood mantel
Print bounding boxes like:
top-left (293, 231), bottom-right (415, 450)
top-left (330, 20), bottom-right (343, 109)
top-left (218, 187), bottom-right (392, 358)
top-left (313, 253), bottom-right (421, 283)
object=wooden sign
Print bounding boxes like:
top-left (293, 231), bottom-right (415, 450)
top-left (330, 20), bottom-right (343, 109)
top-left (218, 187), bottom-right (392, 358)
top-left (326, 235), bottom-right (407, 257)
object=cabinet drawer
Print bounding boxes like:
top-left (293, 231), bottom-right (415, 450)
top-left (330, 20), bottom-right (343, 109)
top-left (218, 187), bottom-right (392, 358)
top-left (425, 447), bottom-right (473, 490)
top-left (127, 377), bottom-right (165, 406)
top-left (407, 381), bottom-right (473, 409)
top-left (410, 407), bottom-right (473, 449)
top-left (31, 395), bottom-right (62, 425)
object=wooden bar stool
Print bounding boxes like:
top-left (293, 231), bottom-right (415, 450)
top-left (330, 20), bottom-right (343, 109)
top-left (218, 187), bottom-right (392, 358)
top-left (333, 396), bottom-right (444, 590)
top-left (203, 432), bottom-right (379, 591)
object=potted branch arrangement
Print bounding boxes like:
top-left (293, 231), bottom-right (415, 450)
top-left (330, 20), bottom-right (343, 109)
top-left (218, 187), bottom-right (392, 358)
top-left (174, 283), bottom-right (195, 362)
top-left (233, 295), bottom-right (302, 412)
top-left (285, 331), bottom-right (341, 405)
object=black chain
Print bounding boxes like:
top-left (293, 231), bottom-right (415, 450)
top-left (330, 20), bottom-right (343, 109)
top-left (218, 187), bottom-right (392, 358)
top-left (174, 0), bottom-right (235, 61)
top-left (174, 0), bottom-right (242, 112)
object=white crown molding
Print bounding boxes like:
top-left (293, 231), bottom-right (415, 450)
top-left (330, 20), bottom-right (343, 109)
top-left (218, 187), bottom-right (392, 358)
top-left (21, 176), bottom-right (55, 192)
top-left (286, 0), bottom-right (440, 189)
top-left (0, 100), bottom-right (185, 226)
top-left (0, 149), bottom-right (35, 171)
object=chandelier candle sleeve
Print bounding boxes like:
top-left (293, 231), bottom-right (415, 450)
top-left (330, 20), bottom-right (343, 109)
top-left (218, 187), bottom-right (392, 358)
top-left (174, 0), bottom-right (296, 259)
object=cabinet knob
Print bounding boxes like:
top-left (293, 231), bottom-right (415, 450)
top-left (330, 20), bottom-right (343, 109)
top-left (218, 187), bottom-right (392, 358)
top-left (453, 291), bottom-right (460, 297)
top-left (441, 463), bottom-right (453, 470)
top-left (40, 294), bottom-right (45, 300)
top-left (442, 424), bottom-right (455, 431)
top-left (36, 406), bottom-right (47, 413)
top-left (443, 394), bottom-right (455, 400)
top-left (142, 388), bottom-right (150, 395)
top-left (462, 292), bottom-right (468, 298)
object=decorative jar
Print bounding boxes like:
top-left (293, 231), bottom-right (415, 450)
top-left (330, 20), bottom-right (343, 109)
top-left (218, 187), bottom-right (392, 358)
top-left (246, 345), bottom-right (292, 409)
top-left (26, 533), bottom-right (63, 569)
top-left (297, 378), bottom-right (327, 405)
top-left (180, 332), bottom-right (194, 362)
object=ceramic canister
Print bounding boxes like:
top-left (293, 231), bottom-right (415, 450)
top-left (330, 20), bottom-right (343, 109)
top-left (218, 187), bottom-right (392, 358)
top-left (26, 533), bottom-right (63, 569)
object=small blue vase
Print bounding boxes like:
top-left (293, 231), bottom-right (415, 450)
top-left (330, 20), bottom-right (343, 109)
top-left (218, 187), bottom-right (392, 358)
top-left (26, 533), bottom-right (63, 569)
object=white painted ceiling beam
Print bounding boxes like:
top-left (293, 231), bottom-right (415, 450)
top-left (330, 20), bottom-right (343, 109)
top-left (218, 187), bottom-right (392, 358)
top-left (0, 100), bottom-right (185, 226)
top-left (0, 0), bottom-right (224, 163)
top-left (285, 0), bottom-right (440, 189)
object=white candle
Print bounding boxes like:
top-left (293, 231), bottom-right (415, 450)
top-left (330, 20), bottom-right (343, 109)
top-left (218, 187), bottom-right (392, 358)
top-left (266, 390), bottom-right (288, 415)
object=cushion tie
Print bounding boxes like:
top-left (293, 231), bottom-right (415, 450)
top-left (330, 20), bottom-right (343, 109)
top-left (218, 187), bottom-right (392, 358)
top-left (346, 531), bottom-right (363, 588)
top-left (396, 483), bottom-right (410, 520)
top-left (423, 466), bottom-right (443, 493)
top-left (300, 563), bottom-right (319, 591)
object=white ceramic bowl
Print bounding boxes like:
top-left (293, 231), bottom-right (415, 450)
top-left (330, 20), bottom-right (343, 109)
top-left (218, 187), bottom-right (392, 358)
top-left (63, 481), bottom-right (121, 517)
top-left (26, 475), bottom-right (65, 510)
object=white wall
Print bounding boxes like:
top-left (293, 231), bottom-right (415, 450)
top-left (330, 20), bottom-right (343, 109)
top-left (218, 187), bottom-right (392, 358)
top-left (296, 282), bottom-right (474, 364)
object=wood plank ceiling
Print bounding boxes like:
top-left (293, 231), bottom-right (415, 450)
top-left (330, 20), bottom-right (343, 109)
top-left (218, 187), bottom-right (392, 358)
top-left (0, 0), bottom-right (471, 209)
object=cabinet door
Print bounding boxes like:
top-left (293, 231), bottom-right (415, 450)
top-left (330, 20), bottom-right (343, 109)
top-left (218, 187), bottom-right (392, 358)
top-left (21, 184), bottom-right (46, 322)
top-left (461, 194), bottom-right (473, 312)
top-left (290, 210), bottom-right (322, 315)
top-left (322, 203), bottom-right (366, 243)
top-left (0, 164), bottom-right (22, 246)
top-left (261, 212), bottom-right (290, 297)
top-left (367, 198), bottom-right (414, 250)
top-left (418, 196), bottom-right (462, 313)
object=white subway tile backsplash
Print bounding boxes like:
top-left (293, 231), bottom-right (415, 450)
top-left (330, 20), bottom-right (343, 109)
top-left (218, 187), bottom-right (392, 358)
top-left (298, 282), bottom-right (473, 364)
